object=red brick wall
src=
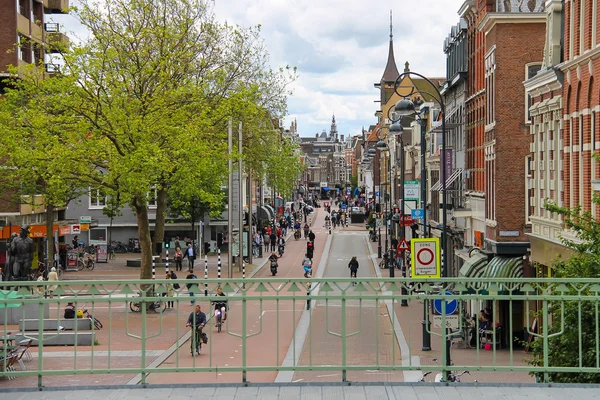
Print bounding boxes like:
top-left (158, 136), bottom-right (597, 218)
top-left (489, 22), bottom-right (545, 242)
top-left (0, 0), bottom-right (18, 72)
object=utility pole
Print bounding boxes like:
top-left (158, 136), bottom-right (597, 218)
top-left (227, 119), bottom-right (233, 278)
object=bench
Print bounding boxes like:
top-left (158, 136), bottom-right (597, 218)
top-left (0, 303), bottom-right (49, 325)
top-left (13, 332), bottom-right (96, 346)
top-left (19, 318), bottom-right (93, 331)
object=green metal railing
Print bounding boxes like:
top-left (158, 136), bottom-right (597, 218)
top-left (0, 277), bottom-right (598, 387)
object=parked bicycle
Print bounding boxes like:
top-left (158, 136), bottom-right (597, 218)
top-left (379, 252), bottom-right (397, 269)
top-left (77, 252), bottom-right (95, 271)
top-left (129, 296), bottom-right (165, 313)
top-left (78, 303), bottom-right (103, 330)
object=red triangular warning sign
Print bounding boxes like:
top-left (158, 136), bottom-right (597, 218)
top-left (398, 238), bottom-right (409, 251)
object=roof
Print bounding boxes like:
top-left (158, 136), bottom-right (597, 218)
top-left (381, 38), bottom-right (400, 83)
top-left (366, 123), bottom-right (381, 142)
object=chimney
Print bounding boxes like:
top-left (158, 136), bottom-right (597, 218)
top-left (341, 135), bottom-right (345, 142)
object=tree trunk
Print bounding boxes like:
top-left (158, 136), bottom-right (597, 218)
top-left (46, 204), bottom-right (55, 267)
top-left (152, 188), bottom-right (168, 255)
top-left (133, 195), bottom-right (153, 280)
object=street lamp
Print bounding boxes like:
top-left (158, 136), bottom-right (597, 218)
top-left (390, 121), bottom-right (408, 305)
top-left (393, 71), bottom-right (448, 356)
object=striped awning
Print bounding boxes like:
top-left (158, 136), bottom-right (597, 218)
top-left (483, 256), bottom-right (524, 279)
top-left (459, 253), bottom-right (488, 277)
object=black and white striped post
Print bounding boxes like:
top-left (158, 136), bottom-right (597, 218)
top-left (152, 255), bottom-right (156, 280)
top-left (165, 249), bottom-right (169, 275)
top-left (242, 261), bottom-right (246, 289)
top-left (204, 255), bottom-right (208, 296)
top-left (217, 248), bottom-right (222, 281)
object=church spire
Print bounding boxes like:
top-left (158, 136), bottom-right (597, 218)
top-left (380, 10), bottom-right (400, 83)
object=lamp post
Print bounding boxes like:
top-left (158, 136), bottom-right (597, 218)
top-left (376, 136), bottom-right (393, 278)
top-left (392, 71), bottom-right (448, 355)
top-left (390, 121), bottom-right (407, 305)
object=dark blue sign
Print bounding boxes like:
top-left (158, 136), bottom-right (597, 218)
top-left (433, 292), bottom-right (458, 315)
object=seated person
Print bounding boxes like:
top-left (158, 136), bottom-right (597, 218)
top-left (64, 302), bottom-right (76, 319)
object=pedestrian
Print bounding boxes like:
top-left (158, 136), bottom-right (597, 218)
top-left (47, 267), bottom-right (59, 297)
top-left (204, 241), bottom-right (210, 256)
top-left (174, 237), bottom-right (181, 251)
top-left (165, 273), bottom-right (174, 308)
top-left (308, 230), bottom-right (315, 243)
top-left (175, 246), bottom-right (183, 271)
top-left (170, 269), bottom-right (181, 290)
top-left (269, 231), bottom-right (277, 252)
top-left (186, 269), bottom-right (198, 305)
top-left (348, 256), bottom-right (359, 284)
top-left (184, 243), bottom-right (196, 270)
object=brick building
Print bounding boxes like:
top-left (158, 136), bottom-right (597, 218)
top-left (561, 0), bottom-right (600, 224)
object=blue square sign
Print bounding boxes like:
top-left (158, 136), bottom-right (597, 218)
top-left (411, 209), bottom-right (424, 219)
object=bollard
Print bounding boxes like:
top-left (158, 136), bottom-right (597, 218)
top-left (306, 280), bottom-right (311, 310)
top-left (217, 249), bottom-right (222, 281)
top-left (204, 255), bottom-right (208, 296)
top-left (165, 250), bottom-right (169, 275)
top-left (152, 255), bottom-right (156, 280)
top-left (242, 261), bottom-right (246, 289)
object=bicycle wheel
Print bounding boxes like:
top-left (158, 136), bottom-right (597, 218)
top-left (93, 317), bottom-right (103, 330)
top-left (216, 314), bottom-right (222, 333)
top-left (379, 259), bottom-right (387, 269)
top-left (77, 260), bottom-right (85, 271)
top-left (86, 260), bottom-right (95, 271)
top-left (153, 301), bottom-right (164, 313)
top-left (129, 301), bottom-right (141, 312)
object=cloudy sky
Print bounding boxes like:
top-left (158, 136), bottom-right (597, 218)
top-left (52, 0), bottom-right (465, 138)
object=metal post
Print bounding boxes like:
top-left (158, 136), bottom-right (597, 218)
top-left (420, 116), bottom-right (427, 237)
top-left (420, 115), bottom-right (431, 350)
top-left (152, 255), bottom-right (156, 280)
top-left (238, 122), bottom-right (244, 273)
top-left (165, 249), bottom-right (169, 275)
top-left (377, 156), bottom-right (382, 259)
top-left (217, 249), bottom-right (222, 281)
top-left (387, 150), bottom-right (394, 278)
top-left (441, 111), bottom-right (447, 278)
top-left (204, 255), bottom-right (208, 296)
top-left (400, 140), bottom-right (408, 306)
top-left (242, 261), bottom-right (246, 289)
top-left (227, 119), bottom-right (233, 279)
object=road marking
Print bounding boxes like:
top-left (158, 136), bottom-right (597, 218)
top-left (316, 373), bottom-right (339, 378)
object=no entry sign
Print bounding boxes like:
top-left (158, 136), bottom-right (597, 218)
top-left (410, 238), bottom-right (441, 279)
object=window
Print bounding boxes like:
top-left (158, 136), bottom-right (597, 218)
top-left (89, 188), bottom-right (107, 208)
top-left (148, 186), bottom-right (158, 208)
top-left (525, 63), bottom-right (543, 123)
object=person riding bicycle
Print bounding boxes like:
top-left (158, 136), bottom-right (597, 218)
top-left (186, 305), bottom-right (207, 354)
top-left (294, 221), bottom-right (301, 231)
top-left (212, 287), bottom-right (228, 324)
top-left (302, 253), bottom-right (312, 277)
top-left (303, 224), bottom-right (309, 238)
top-left (348, 256), bottom-right (359, 283)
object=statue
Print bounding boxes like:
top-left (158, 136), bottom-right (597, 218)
top-left (9, 225), bottom-right (34, 282)
top-left (4, 233), bottom-right (18, 282)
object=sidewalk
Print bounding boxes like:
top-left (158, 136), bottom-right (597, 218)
top-left (365, 238), bottom-right (533, 383)
top-left (3, 383), bottom-right (598, 399)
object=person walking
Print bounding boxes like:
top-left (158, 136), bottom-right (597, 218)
top-left (186, 269), bottom-right (198, 305)
top-left (184, 243), bottom-right (196, 270)
top-left (47, 267), bottom-right (59, 297)
top-left (308, 229), bottom-right (315, 243)
top-left (269, 232), bottom-right (277, 252)
top-left (165, 273), bottom-right (174, 308)
top-left (348, 256), bottom-right (359, 285)
top-left (175, 246), bottom-right (183, 271)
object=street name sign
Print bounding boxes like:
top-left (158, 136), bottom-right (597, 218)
top-left (404, 181), bottom-right (419, 201)
top-left (410, 238), bottom-right (441, 279)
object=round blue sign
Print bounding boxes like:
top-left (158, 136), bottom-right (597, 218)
top-left (432, 292), bottom-right (458, 315)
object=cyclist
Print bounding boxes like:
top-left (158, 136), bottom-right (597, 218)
top-left (186, 305), bottom-right (207, 355)
top-left (302, 253), bottom-right (312, 278)
top-left (303, 223), bottom-right (310, 239)
top-left (348, 256), bottom-right (359, 284)
top-left (212, 287), bottom-right (228, 325)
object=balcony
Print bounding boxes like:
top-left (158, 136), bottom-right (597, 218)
top-left (45, 23), bottom-right (69, 52)
top-left (44, 0), bottom-right (69, 13)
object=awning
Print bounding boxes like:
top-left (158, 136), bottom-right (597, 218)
top-left (483, 256), bottom-right (524, 279)
top-left (431, 168), bottom-right (463, 191)
top-left (264, 205), bottom-right (275, 219)
top-left (459, 253), bottom-right (488, 277)
top-left (256, 205), bottom-right (274, 220)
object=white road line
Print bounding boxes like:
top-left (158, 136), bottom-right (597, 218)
top-left (275, 228), bottom-right (333, 383)
top-left (316, 373), bottom-right (339, 378)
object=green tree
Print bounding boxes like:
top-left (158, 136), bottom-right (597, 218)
top-left (1, 0), bottom-right (295, 280)
top-left (527, 198), bottom-right (600, 383)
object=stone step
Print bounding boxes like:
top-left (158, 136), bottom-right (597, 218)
top-left (19, 318), bottom-right (93, 331)
top-left (14, 331), bottom-right (96, 346)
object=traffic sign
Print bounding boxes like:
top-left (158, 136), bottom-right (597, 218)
top-left (410, 238), bottom-right (441, 279)
top-left (341, 204), bottom-right (347, 210)
top-left (404, 180), bottom-right (419, 201)
top-left (398, 238), bottom-right (409, 251)
top-left (433, 292), bottom-right (458, 315)
top-left (376, 218), bottom-right (384, 228)
top-left (411, 209), bottom-right (424, 219)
